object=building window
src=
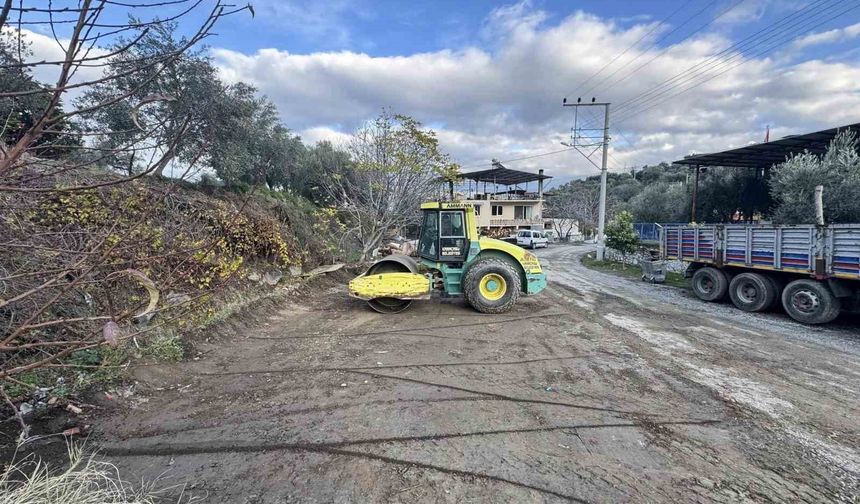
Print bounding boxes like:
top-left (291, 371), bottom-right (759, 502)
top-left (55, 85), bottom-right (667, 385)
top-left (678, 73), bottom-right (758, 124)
top-left (491, 205), bottom-right (503, 216)
top-left (514, 205), bottom-right (533, 220)
top-left (474, 204), bottom-right (481, 216)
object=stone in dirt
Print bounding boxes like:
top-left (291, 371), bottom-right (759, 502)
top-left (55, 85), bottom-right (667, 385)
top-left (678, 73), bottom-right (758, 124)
top-left (302, 263), bottom-right (344, 277)
top-left (62, 426), bottom-right (81, 437)
top-left (264, 269), bottom-right (283, 285)
top-left (247, 271), bottom-right (262, 282)
top-left (165, 292), bottom-right (192, 306)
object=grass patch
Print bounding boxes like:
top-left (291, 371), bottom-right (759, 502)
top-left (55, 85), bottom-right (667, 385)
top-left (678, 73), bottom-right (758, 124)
top-left (196, 289), bottom-right (288, 330)
top-left (69, 347), bottom-right (131, 390)
top-left (3, 347), bottom-right (131, 400)
top-left (581, 252), bottom-right (689, 289)
top-left (0, 443), bottom-right (162, 504)
top-left (140, 332), bottom-right (184, 362)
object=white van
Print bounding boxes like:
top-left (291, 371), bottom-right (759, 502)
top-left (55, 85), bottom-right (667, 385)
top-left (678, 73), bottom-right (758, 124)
top-left (516, 230), bottom-right (548, 249)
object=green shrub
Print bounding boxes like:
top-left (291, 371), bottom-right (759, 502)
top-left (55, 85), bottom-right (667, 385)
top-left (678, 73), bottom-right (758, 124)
top-left (605, 211), bottom-right (639, 261)
top-left (142, 333), bottom-right (184, 362)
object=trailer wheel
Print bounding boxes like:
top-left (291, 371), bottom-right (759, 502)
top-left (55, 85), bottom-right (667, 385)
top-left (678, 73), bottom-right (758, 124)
top-left (729, 272), bottom-right (776, 312)
top-left (463, 257), bottom-right (521, 314)
top-left (691, 267), bottom-right (729, 302)
top-left (781, 279), bottom-right (841, 325)
top-left (765, 275), bottom-right (784, 310)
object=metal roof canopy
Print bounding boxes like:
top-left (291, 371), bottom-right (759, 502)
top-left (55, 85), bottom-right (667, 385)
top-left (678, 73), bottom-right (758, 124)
top-left (458, 162), bottom-right (552, 185)
top-left (674, 122), bottom-right (860, 168)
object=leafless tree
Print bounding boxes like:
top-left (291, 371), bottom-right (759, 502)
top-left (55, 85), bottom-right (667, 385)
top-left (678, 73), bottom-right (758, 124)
top-left (323, 111), bottom-right (458, 259)
top-left (546, 185), bottom-right (601, 240)
top-left (0, 0), bottom-right (252, 417)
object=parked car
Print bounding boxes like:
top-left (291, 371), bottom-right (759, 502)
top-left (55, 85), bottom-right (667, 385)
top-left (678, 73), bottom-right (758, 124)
top-left (542, 230), bottom-right (560, 243)
top-left (516, 230), bottom-right (548, 249)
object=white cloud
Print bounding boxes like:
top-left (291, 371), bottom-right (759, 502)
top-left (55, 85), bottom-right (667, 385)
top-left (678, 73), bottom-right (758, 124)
top-left (299, 126), bottom-right (353, 147)
top-left (11, 2), bottom-right (849, 180)
top-left (5, 28), bottom-right (107, 104)
top-left (793, 21), bottom-right (860, 49)
top-left (214, 2), bottom-right (860, 179)
top-left (714, 0), bottom-right (771, 26)
top-left (248, 0), bottom-right (367, 49)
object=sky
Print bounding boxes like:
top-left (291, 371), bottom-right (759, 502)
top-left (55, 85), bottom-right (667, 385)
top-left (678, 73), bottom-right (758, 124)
top-left (15, 0), bottom-right (860, 187)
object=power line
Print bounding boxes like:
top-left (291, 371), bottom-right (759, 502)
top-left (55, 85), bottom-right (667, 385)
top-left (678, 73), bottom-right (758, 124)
top-left (610, 0), bottom-right (840, 121)
top-left (612, 0), bottom-right (858, 125)
top-left (580, 0), bottom-right (745, 98)
top-left (575, 0), bottom-right (853, 135)
top-left (568, 0), bottom-right (696, 97)
top-left (463, 2), bottom-right (859, 176)
top-left (458, 147), bottom-right (577, 170)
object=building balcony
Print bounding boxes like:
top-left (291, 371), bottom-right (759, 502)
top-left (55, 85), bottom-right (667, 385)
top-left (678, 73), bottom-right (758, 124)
top-left (488, 218), bottom-right (546, 227)
top-left (467, 193), bottom-right (543, 201)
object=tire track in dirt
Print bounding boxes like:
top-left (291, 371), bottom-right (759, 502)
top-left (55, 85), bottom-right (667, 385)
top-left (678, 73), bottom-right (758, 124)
top-left (98, 420), bottom-right (720, 502)
top-left (119, 395), bottom-right (501, 439)
top-left (194, 353), bottom-right (619, 376)
top-left (347, 369), bottom-right (703, 419)
top-left (100, 419), bottom-right (720, 456)
top-left (249, 312), bottom-right (568, 340)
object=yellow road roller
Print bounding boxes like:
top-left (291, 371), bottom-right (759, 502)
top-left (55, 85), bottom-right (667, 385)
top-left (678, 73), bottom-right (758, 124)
top-left (349, 202), bottom-right (547, 313)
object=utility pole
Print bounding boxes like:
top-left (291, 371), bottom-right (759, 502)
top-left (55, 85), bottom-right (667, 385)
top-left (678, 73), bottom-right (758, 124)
top-left (561, 97), bottom-right (611, 260)
top-left (596, 103), bottom-right (610, 261)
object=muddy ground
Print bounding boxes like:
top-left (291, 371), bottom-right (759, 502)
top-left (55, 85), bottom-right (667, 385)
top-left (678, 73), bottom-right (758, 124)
top-left (27, 245), bottom-right (860, 502)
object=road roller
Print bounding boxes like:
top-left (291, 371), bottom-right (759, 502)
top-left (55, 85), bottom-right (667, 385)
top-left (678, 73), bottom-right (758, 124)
top-left (348, 201), bottom-right (547, 313)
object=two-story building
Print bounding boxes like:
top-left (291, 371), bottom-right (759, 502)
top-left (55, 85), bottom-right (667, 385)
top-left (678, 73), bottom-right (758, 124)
top-left (453, 162), bottom-right (551, 232)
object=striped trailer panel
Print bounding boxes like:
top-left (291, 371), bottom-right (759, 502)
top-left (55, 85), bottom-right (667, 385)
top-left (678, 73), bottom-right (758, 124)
top-left (695, 226), bottom-right (716, 261)
top-left (724, 226), bottom-right (747, 267)
top-left (721, 225), bottom-right (814, 273)
top-left (662, 225), bottom-right (716, 263)
top-left (779, 227), bottom-right (814, 273)
top-left (750, 228), bottom-right (776, 267)
top-left (830, 225), bottom-right (860, 279)
top-left (675, 226), bottom-right (715, 262)
top-left (664, 226), bottom-right (682, 260)
top-left (660, 223), bottom-right (857, 283)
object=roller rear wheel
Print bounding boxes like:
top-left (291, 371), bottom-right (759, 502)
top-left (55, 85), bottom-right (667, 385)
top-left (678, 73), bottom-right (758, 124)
top-left (463, 258), bottom-right (521, 314)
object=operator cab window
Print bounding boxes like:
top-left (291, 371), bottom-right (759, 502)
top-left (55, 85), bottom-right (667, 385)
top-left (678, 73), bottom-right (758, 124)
top-left (439, 210), bottom-right (467, 261)
top-left (441, 211), bottom-right (465, 237)
top-left (418, 211), bottom-right (438, 258)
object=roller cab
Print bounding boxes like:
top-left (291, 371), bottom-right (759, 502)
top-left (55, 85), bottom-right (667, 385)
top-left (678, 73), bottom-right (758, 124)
top-left (349, 201), bottom-right (548, 314)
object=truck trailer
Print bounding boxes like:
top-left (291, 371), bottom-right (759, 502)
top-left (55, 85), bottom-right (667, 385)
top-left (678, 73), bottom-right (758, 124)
top-left (661, 224), bottom-right (860, 324)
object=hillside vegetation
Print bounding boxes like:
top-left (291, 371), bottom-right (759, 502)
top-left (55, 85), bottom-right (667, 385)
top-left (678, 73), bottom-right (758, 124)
top-left (547, 131), bottom-right (860, 228)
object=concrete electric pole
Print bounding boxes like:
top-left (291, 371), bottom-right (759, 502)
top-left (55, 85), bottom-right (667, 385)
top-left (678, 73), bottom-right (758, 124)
top-left (562, 97), bottom-right (611, 260)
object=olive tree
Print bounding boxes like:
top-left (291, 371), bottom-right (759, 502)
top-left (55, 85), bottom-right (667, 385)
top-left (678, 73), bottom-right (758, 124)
top-left (770, 130), bottom-right (860, 224)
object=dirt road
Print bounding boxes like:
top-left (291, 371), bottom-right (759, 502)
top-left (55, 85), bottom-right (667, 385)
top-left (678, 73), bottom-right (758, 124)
top-left (92, 245), bottom-right (860, 503)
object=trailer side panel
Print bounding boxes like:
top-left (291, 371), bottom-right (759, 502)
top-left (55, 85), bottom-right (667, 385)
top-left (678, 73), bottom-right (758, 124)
top-left (830, 225), bottom-right (860, 280)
